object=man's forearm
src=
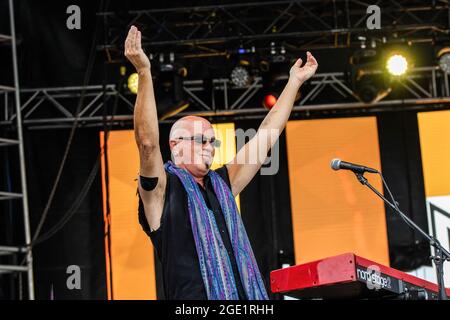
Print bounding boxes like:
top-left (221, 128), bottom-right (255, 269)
top-left (259, 78), bottom-right (301, 131)
top-left (134, 68), bottom-right (159, 147)
top-left (226, 54), bottom-right (316, 195)
top-left (257, 78), bottom-right (302, 148)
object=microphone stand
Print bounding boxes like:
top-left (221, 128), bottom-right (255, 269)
top-left (354, 172), bottom-right (450, 300)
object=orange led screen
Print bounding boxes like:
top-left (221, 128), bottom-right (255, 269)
top-left (285, 117), bottom-right (389, 266)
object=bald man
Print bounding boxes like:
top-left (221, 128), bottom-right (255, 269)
top-left (125, 25), bottom-right (318, 300)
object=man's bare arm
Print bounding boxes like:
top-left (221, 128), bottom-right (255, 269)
top-left (125, 26), bottom-right (166, 231)
top-left (226, 52), bottom-right (318, 196)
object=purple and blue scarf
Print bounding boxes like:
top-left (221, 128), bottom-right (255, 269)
top-left (165, 161), bottom-right (269, 300)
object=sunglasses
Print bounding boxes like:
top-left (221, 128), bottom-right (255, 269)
top-left (176, 135), bottom-right (221, 148)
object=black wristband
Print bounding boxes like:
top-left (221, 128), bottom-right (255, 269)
top-left (139, 175), bottom-right (158, 191)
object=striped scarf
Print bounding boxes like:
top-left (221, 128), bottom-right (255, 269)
top-left (165, 161), bottom-right (269, 300)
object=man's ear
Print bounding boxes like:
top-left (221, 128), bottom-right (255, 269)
top-left (169, 139), bottom-right (177, 149)
top-left (169, 140), bottom-right (181, 157)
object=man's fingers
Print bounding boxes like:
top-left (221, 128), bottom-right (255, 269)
top-left (124, 35), bottom-right (130, 54)
top-left (136, 30), bottom-right (142, 51)
top-left (307, 51), bottom-right (318, 66)
top-left (294, 58), bottom-right (303, 68)
top-left (129, 26), bottom-right (136, 52)
top-left (125, 26), bottom-right (135, 55)
top-left (133, 27), bottom-right (139, 51)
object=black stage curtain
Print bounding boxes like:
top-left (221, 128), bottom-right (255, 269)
top-left (16, 0), bottom-right (101, 87)
top-left (377, 111), bottom-right (430, 270)
top-left (23, 128), bottom-right (106, 299)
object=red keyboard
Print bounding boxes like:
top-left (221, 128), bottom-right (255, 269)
top-left (270, 253), bottom-right (450, 300)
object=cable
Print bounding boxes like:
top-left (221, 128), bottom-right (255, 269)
top-left (31, 158), bottom-right (100, 245)
top-left (101, 54), bottom-right (115, 300)
top-left (379, 172), bottom-right (419, 232)
top-left (379, 173), bottom-right (400, 210)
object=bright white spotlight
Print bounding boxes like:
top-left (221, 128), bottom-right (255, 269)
top-left (127, 72), bottom-right (139, 94)
top-left (386, 54), bottom-right (408, 76)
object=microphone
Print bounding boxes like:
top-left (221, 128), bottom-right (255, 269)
top-left (330, 158), bottom-right (378, 174)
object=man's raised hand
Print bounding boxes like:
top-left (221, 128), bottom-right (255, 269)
top-left (289, 51), bottom-right (318, 86)
top-left (124, 26), bottom-right (150, 74)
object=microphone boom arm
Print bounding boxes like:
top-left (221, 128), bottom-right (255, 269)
top-left (354, 172), bottom-right (450, 300)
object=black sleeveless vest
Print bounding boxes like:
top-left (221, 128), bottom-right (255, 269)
top-left (138, 165), bottom-right (247, 300)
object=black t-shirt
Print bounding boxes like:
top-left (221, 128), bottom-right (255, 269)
top-left (138, 165), bottom-right (247, 300)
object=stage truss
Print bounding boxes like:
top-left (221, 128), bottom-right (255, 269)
top-left (1, 66), bottom-right (450, 129)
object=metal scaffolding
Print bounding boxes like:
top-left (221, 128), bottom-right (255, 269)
top-left (1, 65), bottom-right (450, 130)
top-left (0, 0), bottom-right (34, 299)
top-left (97, 0), bottom-right (450, 61)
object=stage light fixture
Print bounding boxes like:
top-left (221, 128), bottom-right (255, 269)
top-left (259, 55), bottom-right (290, 109)
top-left (230, 65), bottom-right (251, 88)
top-left (154, 64), bottom-right (190, 120)
top-left (354, 72), bottom-right (391, 103)
top-left (437, 47), bottom-right (450, 73)
top-left (349, 49), bottom-right (391, 103)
